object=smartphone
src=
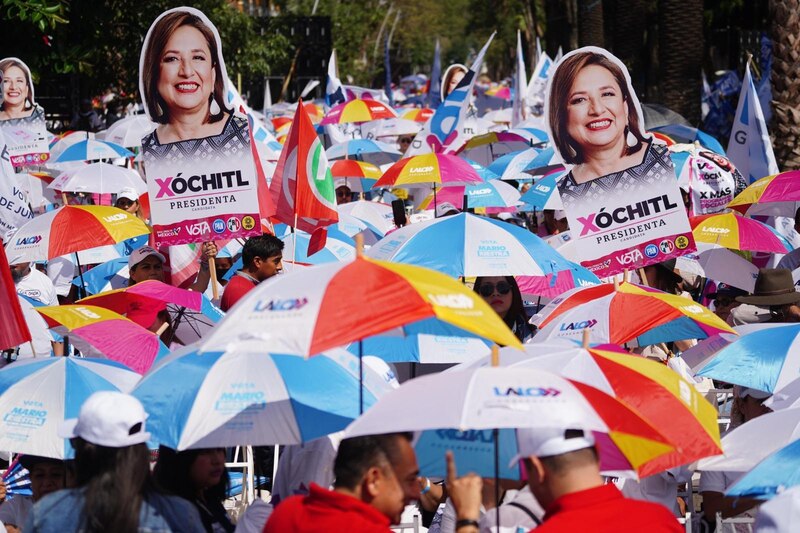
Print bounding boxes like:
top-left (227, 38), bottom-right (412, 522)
top-left (391, 199), bottom-right (406, 228)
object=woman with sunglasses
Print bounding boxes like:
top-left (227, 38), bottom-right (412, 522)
top-left (473, 276), bottom-right (532, 342)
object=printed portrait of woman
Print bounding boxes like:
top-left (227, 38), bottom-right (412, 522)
top-left (0, 57), bottom-right (50, 167)
top-left (547, 47), bottom-right (652, 185)
top-left (139, 7), bottom-right (234, 145)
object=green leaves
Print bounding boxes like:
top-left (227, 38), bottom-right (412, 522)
top-left (2, 0), bottom-right (68, 31)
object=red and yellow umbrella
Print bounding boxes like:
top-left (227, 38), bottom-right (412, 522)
top-left (531, 281), bottom-right (735, 346)
top-left (691, 210), bottom-right (792, 253)
top-left (373, 153), bottom-right (483, 189)
top-left (330, 160), bottom-right (382, 180)
top-left (401, 108), bottom-right (434, 123)
top-left (728, 170), bottom-right (800, 217)
top-left (509, 345), bottom-right (722, 475)
top-left (4, 205), bottom-right (150, 264)
top-left (321, 99), bottom-right (398, 125)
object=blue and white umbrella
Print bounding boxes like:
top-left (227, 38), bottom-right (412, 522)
top-left (488, 147), bottom-right (564, 181)
top-left (366, 212), bottom-right (576, 278)
top-left (463, 180), bottom-right (521, 209)
top-left (519, 171), bottom-right (565, 210)
top-left (697, 324), bottom-right (800, 393)
top-left (280, 227), bottom-right (356, 264)
top-left (0, 357), bottom-right (141, 458)
top-left (326, 139), bottom-right (402, 167)
top-left (464, 158), bottom-right (501, 181)
top-left (72, 257), bottom-right (129, 295)
top-left (727, 438), bottom-right (800, 499)
top-left (132, 346), bottom-right (394, 450)
top-left (53, 139), bottom-right (134, 163)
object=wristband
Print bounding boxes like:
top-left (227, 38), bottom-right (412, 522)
top-left (455, 519), bottom-right (479, 530)
top-left (421, 477), bottom-right (431, 495)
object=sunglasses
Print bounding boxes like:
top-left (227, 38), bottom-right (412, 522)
top-left (714, 297), bottom-right (735, 307)
top-left (478, 281), bottom-right (511, 297)
top-left (399, 138), bottom-right (413, 145)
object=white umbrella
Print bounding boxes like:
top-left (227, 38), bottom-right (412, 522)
top-left (697, 407), bottom-right (800, 473)
top-left (675, 242), bottom-right (759, 292)
top-left (338, 200), bottom-right (396, 236)
top-left (14, 173), bottom-right (58, 209)
top-left (104, 115), bottom-right (157, 148)
top-left (49, 163), bottom-right (145, 195)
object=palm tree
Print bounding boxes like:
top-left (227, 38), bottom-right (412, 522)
top-left (658, 0), bottom-right (703, 124)
top-left (578, 0), bottom-right (604, 47)
top-left (770, 0), bottom-right (800, 170)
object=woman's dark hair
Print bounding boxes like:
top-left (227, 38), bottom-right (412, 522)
top-left (473, 276), bottom-right (528, 340)
top-left (548, 51), bottom-right (647, 164)
top-left (141, 11), bottom-right (229, 125)
top-left (153, 446), bottom-right (229, 504)
top-left (0, 58), bottom-right (34, 111)
top-left (72, 437), bottom-right (154, 533)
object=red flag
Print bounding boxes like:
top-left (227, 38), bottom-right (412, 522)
top-left (270, 98), bottom-right (339, 233)
top-left (0, 246), bottom-right (31, 351)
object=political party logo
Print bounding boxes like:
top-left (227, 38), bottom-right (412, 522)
top-left (644, 244), bottom-right (659, 258)
top-left (659, 239), bottom-right (675, 254)
top-left (227, 217), bottom-right (241, 232)
top-left (675, 236), bottom-right (690, 249)
top-left (242, 215), bottom-right (255, 230)
top-left (559, 319), bottom-right (598, 331)
top-left (577, 195), bottom-right (679, 236)
top-left (15, 235), bottom-right (42, 246)
top-left (409, 165), bottom-right (435, 174)
top-left (700, 226), bottom-right (729, 235)
top-left (492, 386), bottom-right (561, 397)
top-left (213, 219), bottom-right (225, 234)
top-left (253, 298), bottom-right (309, 312)
top-left (103, 213), bottom-right (128, 222)
top-left (306, 137), bottom-right (337, 210)
top-left (154, 170), bottom-right (250, 199)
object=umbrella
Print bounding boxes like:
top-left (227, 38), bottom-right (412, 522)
top-left (36, 304), bottom-right (169, 374)
top-left (485, 344), bottom-right (722, 474)
top-left (517, 264), bottom-right (601, 299)
top-left (531, 281), bottom-right (735, 346)
top-left (103, 115), bottom-right (157, 148)
top-left (330, 160), bottom-right (380, 193)
top-left (48, 163), bottom-right (145, 195)
top-left (279, 227), bottom-right (356, 264)
top-left (77, 279), bottom-right (202, 316)
top-left (519, 171), bottom-right (566, 210)
top-left (345, 366), bottom-right (675, 479)
top-left (690, 211), bottom-right (792, 254)
top-left (373, 153), bottom-right (483, 190)
top-left (17, 295), bottom-right (56, 357)
top-left (325, 139), bottom-right (402, 166)
top-left (53, 139), bottom-right (134, 163)
top-left (363, 118), bottom-right (422, 140)
top-left (487, 147), bottom-right (564, 181)
top-left (5, 205), bottom-right (149, 263)
top-left (48, 131), bottom-right (95, 160)
top-left (338, 200), bottom-right (395, 236)
top-left (641, 104), bottom-right (692, 130)
top-left (456, 130), bottom-right (548, 167)
top-left (132, 346), bottom-right (394, 450)
top-left (0, 357), bottom-right (140, 458)
top-left (3, 459), bottom-right (32, 499)
top-left (726, 437), bottom-right (800, 499)
top-left (728, 170), bottom-right (800, 217)
top-left (366, 212), bottom-right (576, 278)
top-left (400, 108), bottom-right (434, 123)
top-left (420, 179), bottom-right (522, 210)
top-left (70, 257), bottom-right (129, 295)
top-left (696, 324), bottom-right (800, 393)
top-left (199, 256), bottom-right (522, 358)
top-left (674, 242), bottom-right (759, 292)
top-left (321, 99), bottom-right (398, 125)
top-left (698, 407), bottom-right (800, 475)
top-left (14, 172), bottom-right (58, 209)
top-left (649, 124), bottom-right (726, 156)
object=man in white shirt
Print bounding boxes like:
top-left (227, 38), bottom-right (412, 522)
top-left (12, 262), bottom-right (58, 306)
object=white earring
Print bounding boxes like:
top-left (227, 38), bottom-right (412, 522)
top-left (24, 100), bottom-right (32, 110)
top-left (209, 97), bottom-right (221, 115)
top-left (626, 126), bottom-right (638, 147)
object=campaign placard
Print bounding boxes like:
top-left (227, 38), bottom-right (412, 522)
top-left (0, 58), bottom-right (50, 168)
top-left (139, 8), bottom-right (261, 247)
top-left (545, 46), bottom-right (696, 278)
top-left (689, 150), bottom-right (743, 215)
top-left (556, 145), bottom-right (697, 278)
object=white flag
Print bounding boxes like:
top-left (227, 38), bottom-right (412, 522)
top-left (727, 63), bottom-right (779, 183)
top-left (512, 31), bottom-right (528, 127)
top-left (526, 52), bottom-right (553, 117)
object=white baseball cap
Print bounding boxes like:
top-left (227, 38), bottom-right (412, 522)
top-left (509, 427), bottom-right (595, 467)
top-left (334, 179), bottom-right (350, 190)
top-left (435, 202), bottom-right (460, 217)
top-left (128, 246), bottom-right (166, 269)
top-left (59, 391), bottom-right (151, 448)
top-left (117, 187), bottom-right (139, 202)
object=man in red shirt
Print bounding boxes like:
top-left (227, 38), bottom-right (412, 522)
top-left (264, 433), bottom-right (483, 533)
top-left (512, 427), bottom-right (683, 532)
top-left (220, 235), bottom-right (283, 311)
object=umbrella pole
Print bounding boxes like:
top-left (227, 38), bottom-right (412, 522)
top-left (292, 213), bottom-right (298, 265)
top-left (494, 427), bottom-right (500, 530)
top-left (74, 252), bottom-right (86, 299)
top-left (433, 185), bottom-right (438, 217)
top-left (359, 338), bottom-right (364, 415)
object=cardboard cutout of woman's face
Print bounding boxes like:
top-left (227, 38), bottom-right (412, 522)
top-left (545, 46), bottom-right (647, 165)
top-left (138, 6), bottom-right (230, 125)
top-left (0, 57), bottom-right (36, 111)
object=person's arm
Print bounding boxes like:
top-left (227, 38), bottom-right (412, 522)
top-left (446, 452), bottom-right (482, 533)
top-left (701, 491), bottom-right (759, 521)
top-left (188, 242), bottom-right (218, 293)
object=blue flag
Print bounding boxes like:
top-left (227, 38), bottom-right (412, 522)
top-left (427, 39), bottom-right (442, 109)
top-left (384, 37), bottom-right (393, 107)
